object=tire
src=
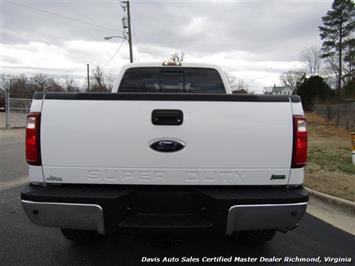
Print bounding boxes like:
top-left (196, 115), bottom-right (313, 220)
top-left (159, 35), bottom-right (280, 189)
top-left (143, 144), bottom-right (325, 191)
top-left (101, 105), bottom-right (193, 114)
top-left (237, 230), bottom-right (276, 244)
top-left (61, 228), bottom-right (103, 243)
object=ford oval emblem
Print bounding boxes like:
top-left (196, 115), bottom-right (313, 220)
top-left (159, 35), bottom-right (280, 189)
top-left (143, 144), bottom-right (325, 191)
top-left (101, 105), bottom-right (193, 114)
top-left (150, 140), bottom-right (185, 153)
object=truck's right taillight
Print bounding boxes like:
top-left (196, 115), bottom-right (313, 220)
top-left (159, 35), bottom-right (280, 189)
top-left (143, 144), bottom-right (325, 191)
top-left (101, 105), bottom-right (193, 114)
top-left (26, 112), bottom-right (41, 165)
top-left (292, 115), bottom-right (307, 168)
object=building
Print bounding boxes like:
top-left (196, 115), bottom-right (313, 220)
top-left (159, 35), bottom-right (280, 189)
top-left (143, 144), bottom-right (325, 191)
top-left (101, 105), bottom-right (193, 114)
top-left (264, 84), bottom-right (294, 96)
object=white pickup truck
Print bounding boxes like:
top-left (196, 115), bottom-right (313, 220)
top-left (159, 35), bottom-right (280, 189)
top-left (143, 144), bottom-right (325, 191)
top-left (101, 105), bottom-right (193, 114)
top-left (21, 62), bottom-right (308, 243)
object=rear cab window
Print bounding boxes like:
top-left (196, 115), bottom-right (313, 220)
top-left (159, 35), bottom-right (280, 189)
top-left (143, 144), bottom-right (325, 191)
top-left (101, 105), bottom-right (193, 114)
top-left (118, 67), bottom-right (225, 93)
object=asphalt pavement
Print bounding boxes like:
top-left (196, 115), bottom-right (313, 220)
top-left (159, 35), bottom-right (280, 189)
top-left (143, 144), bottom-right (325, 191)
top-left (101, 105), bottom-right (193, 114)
top-left (0, 185), bottom-right (354, 266)
top-left (0, 129), bottom-right (27, 182)
top-left (1, 129), bottom-right (354, 265)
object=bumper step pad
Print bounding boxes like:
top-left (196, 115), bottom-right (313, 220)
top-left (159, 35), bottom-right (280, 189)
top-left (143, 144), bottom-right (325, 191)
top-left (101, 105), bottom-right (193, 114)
top-left (120, 213), bottom-right (212, 229)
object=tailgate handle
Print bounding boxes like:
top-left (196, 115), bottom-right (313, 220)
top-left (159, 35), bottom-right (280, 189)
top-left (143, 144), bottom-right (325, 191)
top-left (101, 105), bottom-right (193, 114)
top-left (152, 110), bottom-right (183, 126)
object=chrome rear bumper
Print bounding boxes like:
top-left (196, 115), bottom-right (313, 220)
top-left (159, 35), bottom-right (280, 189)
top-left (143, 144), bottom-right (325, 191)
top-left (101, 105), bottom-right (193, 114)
top-left (21, 200), bottom-right (105, 234)
top-left (21, 185), bottom-right (308, 235)
top-left (226, 202), bottom-right (308, 235)
top-left (22, 200), bottom-right (307, 236)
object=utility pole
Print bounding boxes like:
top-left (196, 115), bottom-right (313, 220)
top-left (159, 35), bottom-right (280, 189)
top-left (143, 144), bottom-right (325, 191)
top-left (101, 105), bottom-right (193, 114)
top-left (105, 1), bottom-right (133, 63)
top-left (4, 78), bottom-right (11, 129)
top-left (87, 64), bottom-right (90, 92)
top-left (122, 1), bottom-right (133, 63)
top-left (5, 85), bottom-right (9, 129)
top-left (126, 0), bottom-right (133, 63)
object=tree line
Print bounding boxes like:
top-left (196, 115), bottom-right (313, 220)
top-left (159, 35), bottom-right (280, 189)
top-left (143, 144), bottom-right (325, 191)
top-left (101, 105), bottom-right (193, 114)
top-left (0, 65), bottom-right (114, 99)
top-left (280, 0), bottom-right (354, 108)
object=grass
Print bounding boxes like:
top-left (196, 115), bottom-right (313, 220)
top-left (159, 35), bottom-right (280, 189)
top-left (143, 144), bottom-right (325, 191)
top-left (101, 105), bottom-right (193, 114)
top-left (304, 112), bottom-right (355, 201)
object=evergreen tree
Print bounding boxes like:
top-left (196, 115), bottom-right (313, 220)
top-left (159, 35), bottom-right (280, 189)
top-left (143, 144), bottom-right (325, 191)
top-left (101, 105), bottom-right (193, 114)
top-left (344, 38), bottom-right (355, 81)
top-left (297, 76), bottom-right (334, 108)
top-left (319, 0), bottom-right (354, 93)
top-left (343, 78), bottom-right (355, 97)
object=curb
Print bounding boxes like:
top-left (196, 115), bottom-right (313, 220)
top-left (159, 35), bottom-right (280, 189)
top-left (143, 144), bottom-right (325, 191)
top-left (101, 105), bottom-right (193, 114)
top-left (0, 176), bottom-right (29, 192)
top-left (0, 127), bottom-right (25, 130)
top-left (305, 187), bottom-right (355, 215)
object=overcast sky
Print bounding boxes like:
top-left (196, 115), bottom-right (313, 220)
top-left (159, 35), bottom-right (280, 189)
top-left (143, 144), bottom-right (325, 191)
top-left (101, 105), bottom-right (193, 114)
top-left (0, 0), bottom-right (333, 92)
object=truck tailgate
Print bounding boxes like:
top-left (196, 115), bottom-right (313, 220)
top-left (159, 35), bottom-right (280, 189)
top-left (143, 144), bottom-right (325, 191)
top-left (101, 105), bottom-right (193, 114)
top-left (40, 94), bottom-right (294, 185)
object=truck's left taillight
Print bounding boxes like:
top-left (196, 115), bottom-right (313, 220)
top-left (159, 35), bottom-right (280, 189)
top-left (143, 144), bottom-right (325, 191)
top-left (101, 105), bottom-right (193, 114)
top-left (26, 112), bottom-right (41, 165)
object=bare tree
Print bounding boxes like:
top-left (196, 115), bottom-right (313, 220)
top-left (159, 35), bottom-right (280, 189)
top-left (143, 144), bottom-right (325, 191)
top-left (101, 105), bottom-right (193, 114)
top-left (8, 74), bottom-right (33, 98)
top-left (299, 46), bottom-right (322, 76)
top-left (223, 71), bottom-right (250, 93)
top-left (223, 71), bottom-right (237, 91)
top-left (47, 78), bottom-right (65, 92)
top-left (105, 73), bottom-right (116, 91)
top-left (1, 73), bottom-right (83, 99)
top-left (64, 78), bottom-right (80, 92)
top-left (236, 79), bottom-right (249, 92)
top-left (90, 65), bottom-right (107, 92)
top-left (31, 74), bottom-right (52, 92)
top-left (166, 52), bottom-right (184, 64)
top-left (90, 65), bottom-right (114, 92)
top-left (280, 70), bottom-right (306, 90)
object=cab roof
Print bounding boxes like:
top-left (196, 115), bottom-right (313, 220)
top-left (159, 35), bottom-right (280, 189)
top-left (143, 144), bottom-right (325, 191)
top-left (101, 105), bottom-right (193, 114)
top-left (122, 62), bottom-right (222, 70)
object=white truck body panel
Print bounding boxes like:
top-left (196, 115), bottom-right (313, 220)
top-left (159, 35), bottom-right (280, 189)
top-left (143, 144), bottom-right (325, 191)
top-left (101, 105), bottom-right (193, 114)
top-left (40, 99), bottom-right (294, 185)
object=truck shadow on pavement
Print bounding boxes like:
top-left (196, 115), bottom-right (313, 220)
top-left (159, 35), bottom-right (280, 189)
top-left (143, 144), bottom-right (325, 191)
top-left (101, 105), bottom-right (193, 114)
top-left (59, 214), bottom-right (354, 266)
top-left (65, 234), bottom-right (271, 266)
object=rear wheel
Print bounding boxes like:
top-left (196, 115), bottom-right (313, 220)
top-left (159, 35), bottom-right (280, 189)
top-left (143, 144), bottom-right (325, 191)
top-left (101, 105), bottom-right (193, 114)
top-left (61, 229), bottom-right (103, 243)
top-left (237, 230), bottom-right (276, 244)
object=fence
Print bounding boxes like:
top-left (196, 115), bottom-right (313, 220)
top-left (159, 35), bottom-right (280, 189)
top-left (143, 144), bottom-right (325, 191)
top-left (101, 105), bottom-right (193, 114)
top-left (313, 102), bottom-right (355, 131)
top-left (1, 98), bottom-right (32, 129)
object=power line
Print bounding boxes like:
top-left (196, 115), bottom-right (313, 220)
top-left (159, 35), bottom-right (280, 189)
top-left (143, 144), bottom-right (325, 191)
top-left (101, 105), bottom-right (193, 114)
top-left (132, 25), bottom-right (140, 62)
top-left (48, 39), bottom-right (125, 77)
top-left (4, 0), bottom-right (118, 32)
top-left (4, 0), bottom-right (129, 77)
top-left (56, 66), bottom-right (86, 77)
top-left (50, 39), bottom-right (124, 77)
top-left (102, 39), bottom-right (125, 68)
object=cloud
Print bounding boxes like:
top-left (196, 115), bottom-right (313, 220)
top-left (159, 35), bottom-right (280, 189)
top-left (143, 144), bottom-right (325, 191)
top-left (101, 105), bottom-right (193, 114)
top-left (181, 17), bottom-right (209, 36)
top-left (0, 40), bottom-right (130, 78)
top-left (0, 0), bottom-right (333, 92)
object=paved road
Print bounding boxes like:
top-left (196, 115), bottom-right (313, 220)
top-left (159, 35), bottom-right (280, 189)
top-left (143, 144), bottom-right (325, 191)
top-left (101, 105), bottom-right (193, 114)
top-left (0, 112), bottom-right (27, 129)
top-left (1, 130), bottom-right (354, 265)
top-left (0, 129), bottom-right (27, 182)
